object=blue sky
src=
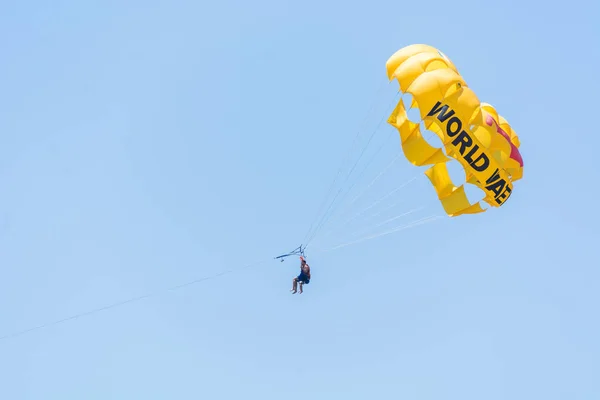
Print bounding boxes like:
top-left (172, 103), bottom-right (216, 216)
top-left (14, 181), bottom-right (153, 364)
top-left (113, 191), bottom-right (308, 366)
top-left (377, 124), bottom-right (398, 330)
top-left (1, 0), bottom-right (599, 399)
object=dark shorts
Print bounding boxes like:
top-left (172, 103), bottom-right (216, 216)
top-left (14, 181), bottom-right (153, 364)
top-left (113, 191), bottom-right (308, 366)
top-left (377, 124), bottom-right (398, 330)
top-left (296, 273), bottom-right (310, 284)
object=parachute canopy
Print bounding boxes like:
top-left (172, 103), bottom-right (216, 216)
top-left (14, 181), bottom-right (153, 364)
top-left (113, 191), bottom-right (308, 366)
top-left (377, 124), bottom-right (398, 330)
top-left (386, 44), bottom-right (524, 217)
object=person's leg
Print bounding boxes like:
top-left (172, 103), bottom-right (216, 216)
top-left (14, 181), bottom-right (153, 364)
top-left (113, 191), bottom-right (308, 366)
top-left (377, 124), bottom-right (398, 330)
top-left (291, 277), bottom-right (298, 293)
top-left (299, 281), bottom-right (303, 294)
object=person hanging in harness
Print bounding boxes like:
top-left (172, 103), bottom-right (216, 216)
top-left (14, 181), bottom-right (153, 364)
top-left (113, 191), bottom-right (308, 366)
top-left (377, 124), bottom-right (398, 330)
top-left (291, 256), bottom-right (311, 294)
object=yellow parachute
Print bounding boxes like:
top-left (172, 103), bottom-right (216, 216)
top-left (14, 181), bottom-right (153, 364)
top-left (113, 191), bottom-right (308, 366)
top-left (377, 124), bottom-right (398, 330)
top-left (386, 44), bottom-right (524, 217)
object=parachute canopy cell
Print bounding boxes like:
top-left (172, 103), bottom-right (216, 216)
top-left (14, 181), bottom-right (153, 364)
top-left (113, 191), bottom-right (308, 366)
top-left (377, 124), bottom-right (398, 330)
top-left (385, 44), bottom-right (524, 217)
